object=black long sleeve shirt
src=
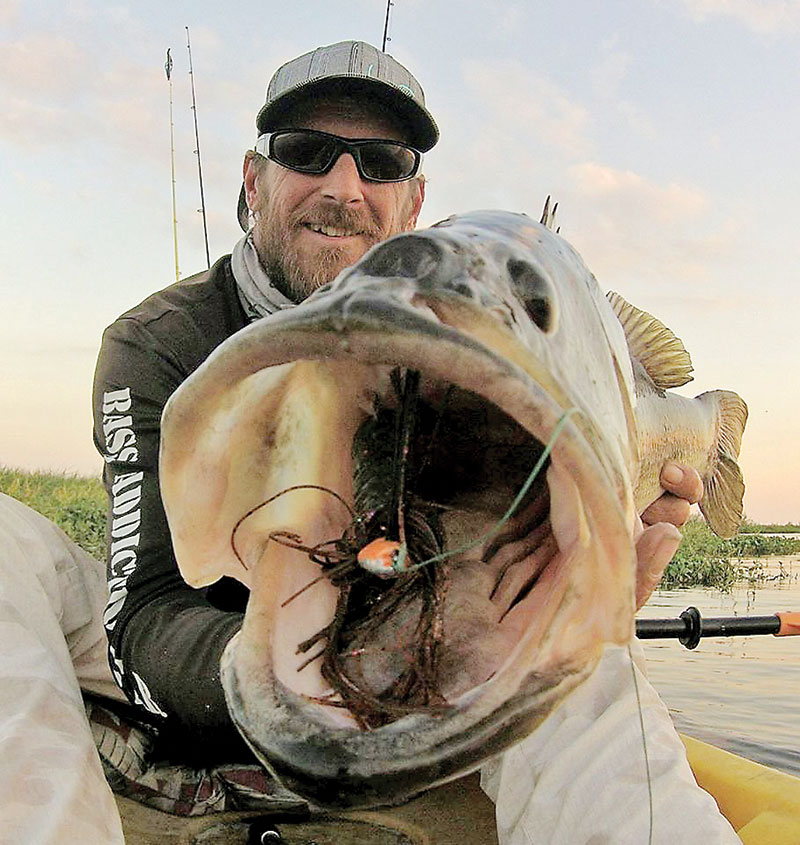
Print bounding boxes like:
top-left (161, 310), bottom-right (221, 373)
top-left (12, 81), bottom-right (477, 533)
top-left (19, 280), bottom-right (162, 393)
top-left (92, 256), bottom-right (256, 762)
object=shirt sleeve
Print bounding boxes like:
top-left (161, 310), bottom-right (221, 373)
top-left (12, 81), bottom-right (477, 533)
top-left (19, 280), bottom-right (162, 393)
top-left (479, 641), bottom-right (741, 844)
top-left (92, 315), bottom-right (250, 763)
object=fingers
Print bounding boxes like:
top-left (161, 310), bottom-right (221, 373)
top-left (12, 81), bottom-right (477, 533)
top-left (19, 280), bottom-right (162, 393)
top-left (641, 494), bottom-right (691, 528)
top-left (635, 522), bottom-right (681, 609)
top-left (641, 463), bottom-right (703, 528)
top-left (660, 463), bottom-right (703, 503)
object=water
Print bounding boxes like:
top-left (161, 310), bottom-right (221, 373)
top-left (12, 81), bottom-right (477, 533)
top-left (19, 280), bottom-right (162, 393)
top-left (640, 556), bottom-right (800, 777)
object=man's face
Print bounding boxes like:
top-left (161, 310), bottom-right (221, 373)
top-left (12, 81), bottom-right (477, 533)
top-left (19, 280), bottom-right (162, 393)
top-left (244, 100), bottom-right (424, 301)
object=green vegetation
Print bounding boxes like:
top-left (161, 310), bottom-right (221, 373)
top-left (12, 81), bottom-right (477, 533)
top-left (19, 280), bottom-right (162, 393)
top-left (661, 515), bottom-right (800, 591)
top-left (0, 466), bottom-right (107, 560)
top-left (738, 517), bottom-right (800, 534)
top-left (1, 468), bottom-right (798, 592)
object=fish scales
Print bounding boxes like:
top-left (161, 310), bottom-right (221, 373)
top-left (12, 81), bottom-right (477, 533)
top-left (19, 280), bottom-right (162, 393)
top-left (159, 210), bottom-right (747, 808)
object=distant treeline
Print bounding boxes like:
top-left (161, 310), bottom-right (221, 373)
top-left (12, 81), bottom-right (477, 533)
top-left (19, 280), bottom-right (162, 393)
top-left (739, 517), bottom-right (800, 534)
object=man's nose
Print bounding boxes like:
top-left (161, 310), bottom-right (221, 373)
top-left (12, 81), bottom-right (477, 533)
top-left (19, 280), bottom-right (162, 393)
top-left (319, 153), bottom-right (365, 204)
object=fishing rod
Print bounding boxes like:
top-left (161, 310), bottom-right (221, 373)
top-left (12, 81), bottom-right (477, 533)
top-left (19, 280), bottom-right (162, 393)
top-left (636, 606), bottom-right (800, 650)
top-left (164, 48), bottom-right (180, 282)
top-left (382, 0), bottom-right (393, 50)
top-left (186, 26), bottom-right (211, 269)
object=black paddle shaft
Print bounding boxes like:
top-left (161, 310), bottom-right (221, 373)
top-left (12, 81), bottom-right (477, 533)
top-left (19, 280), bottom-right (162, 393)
top-left (636, 606), bottom-right (782, 650)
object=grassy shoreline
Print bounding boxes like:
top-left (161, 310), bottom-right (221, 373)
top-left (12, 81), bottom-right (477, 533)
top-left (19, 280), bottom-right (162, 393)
top-left (2, 467), bottom-right (798, 589)
top-left (0, 466), bottom-right (107, 560)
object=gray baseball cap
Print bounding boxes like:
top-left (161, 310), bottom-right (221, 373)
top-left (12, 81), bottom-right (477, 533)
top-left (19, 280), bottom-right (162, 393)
top-left (257, 40), bottom-right (438, 152)
top-left (238, 40), bottom-right (438, 230)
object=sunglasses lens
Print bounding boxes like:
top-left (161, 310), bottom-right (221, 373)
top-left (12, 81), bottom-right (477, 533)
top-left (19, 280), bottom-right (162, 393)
top-left (266, 131), bottom-right (420, 181)
top-left (271, 132), bottom-right (336, 173)
top-left (358, 142), bottom-right (418, 181)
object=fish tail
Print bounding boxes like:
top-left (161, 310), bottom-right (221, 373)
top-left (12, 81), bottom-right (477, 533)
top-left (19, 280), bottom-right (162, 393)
top-left (697, 390), bottom-right (748, 538)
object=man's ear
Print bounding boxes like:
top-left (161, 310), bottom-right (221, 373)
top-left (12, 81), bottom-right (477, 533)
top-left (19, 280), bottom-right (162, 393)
top-left (405, 177), bottom-right (426, 231)
top-left (243, 151), bottom-right (260, 210)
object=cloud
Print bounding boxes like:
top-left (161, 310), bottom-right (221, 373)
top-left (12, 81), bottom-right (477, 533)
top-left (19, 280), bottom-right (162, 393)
top-left (185, 24), bottom-right (222, 54)
top-left (680, 0), bottom-right (800, 33)
top-left (0, 33), bottom-right (88, 97)
top-left (568, 161), bottom-right (707, 224)
top-left (0, 26), bottom-right (255, 164)
top-left (419, 58), bottom-right (594, 223)
top-left (3, 96), bottom-right (77, 146)
top-left (462, 59), bottom-right (591, 158)
top-left (588, 40), bottom-right (657, 139)
top-left (493, 3), bottom-right (526, 37)
top-left (0, 32), bottom-right (119, 148)
top-left (559, 161), bottom-right (746, 290)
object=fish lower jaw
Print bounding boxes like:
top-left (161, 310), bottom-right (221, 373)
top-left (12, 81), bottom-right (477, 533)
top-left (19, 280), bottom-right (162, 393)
top-left (222, 433), bottom-right (636, 808)
top-left (222, 621), bottom-right (602, 809)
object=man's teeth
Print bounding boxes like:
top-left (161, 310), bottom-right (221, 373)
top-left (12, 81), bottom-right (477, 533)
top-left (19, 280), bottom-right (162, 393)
top-left (308, 223), bottom-right (357, 238)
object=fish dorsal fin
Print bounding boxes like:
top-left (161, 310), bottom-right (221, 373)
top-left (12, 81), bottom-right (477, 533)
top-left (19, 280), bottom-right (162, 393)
top-left (607, 291), bottom-right (694, 389)
top-left (697, 390), bottom-right (749, 537)
top-left (539, 195), bottom-right (561, 233)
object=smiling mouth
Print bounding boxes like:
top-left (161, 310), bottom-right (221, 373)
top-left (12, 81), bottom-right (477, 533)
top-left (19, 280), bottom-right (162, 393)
top-left (305, 222), bottom-right (363, 239)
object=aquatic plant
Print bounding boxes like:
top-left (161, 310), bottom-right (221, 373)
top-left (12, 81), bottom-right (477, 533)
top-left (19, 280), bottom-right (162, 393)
top-left (661, 515), bottom-right (800, 591)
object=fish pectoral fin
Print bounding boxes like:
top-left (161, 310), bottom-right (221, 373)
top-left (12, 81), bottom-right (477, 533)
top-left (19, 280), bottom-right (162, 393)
top-left (697, 390), bottom-right (749, 538)
top-left (607, 291), bottom-right (694, 389)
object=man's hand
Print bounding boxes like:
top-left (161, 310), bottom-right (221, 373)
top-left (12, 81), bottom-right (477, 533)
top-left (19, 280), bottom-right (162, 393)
top-left (634, 463), bottom-right (703, 609)
top-left (641, 463), bottom-right (704, 529)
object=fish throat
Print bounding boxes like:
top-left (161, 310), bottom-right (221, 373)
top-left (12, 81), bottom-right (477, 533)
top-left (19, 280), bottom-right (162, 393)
top-left (262, 366), bottom-right (553, 729)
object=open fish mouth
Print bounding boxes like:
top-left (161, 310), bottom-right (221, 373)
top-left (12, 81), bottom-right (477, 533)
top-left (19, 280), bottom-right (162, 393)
top-left (160, 213), bottom-right (644, 808)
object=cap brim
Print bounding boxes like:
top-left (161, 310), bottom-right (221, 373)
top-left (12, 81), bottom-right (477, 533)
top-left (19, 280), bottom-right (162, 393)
top-left (256, 77), bottom-right (438, 152)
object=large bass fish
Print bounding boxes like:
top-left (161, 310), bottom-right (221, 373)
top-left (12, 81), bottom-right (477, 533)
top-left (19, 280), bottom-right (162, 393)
top-left (159, 210), bottom-right (747, 809)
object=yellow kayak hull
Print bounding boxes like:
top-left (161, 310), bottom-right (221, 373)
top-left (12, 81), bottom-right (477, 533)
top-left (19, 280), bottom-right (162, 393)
top-left (683, 735), bottom-right (800, 844)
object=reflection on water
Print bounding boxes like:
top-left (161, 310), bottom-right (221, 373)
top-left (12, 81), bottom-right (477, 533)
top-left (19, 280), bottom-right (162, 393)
top-left (640, 557), bottom-right (800, 777)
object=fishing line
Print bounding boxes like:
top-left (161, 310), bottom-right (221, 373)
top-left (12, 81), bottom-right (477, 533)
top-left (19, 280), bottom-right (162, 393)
top-left (369, 406), bottom-right (581, 576)
top-left (627, 642), bottom-right (654, 845)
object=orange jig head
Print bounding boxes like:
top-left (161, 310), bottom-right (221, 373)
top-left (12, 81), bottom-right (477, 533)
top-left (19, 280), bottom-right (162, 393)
top-left (357, 538), bottom-right (409, 579)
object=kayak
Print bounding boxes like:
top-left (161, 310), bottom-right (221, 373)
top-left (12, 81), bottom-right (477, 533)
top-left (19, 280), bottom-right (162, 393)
top-left (683, 735), bottom-right (800, 845)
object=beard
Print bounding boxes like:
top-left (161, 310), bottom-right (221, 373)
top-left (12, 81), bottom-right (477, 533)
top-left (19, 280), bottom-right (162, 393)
top-left (254, 201), bottom-right (386, 302)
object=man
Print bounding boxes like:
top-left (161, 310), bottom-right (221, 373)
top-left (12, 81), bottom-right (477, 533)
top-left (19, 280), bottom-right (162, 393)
top-left (92, 41), bottom-right (434, 763)
top-left (0, 40), bottom-right (732, 843)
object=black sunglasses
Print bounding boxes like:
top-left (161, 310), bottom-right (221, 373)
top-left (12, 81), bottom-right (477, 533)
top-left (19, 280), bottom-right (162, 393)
top-left (254, 129), bottom-right (422, 183)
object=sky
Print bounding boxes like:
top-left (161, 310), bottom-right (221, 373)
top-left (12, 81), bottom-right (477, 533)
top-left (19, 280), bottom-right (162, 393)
top-left (1, 0), bottom-right (799, 523)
